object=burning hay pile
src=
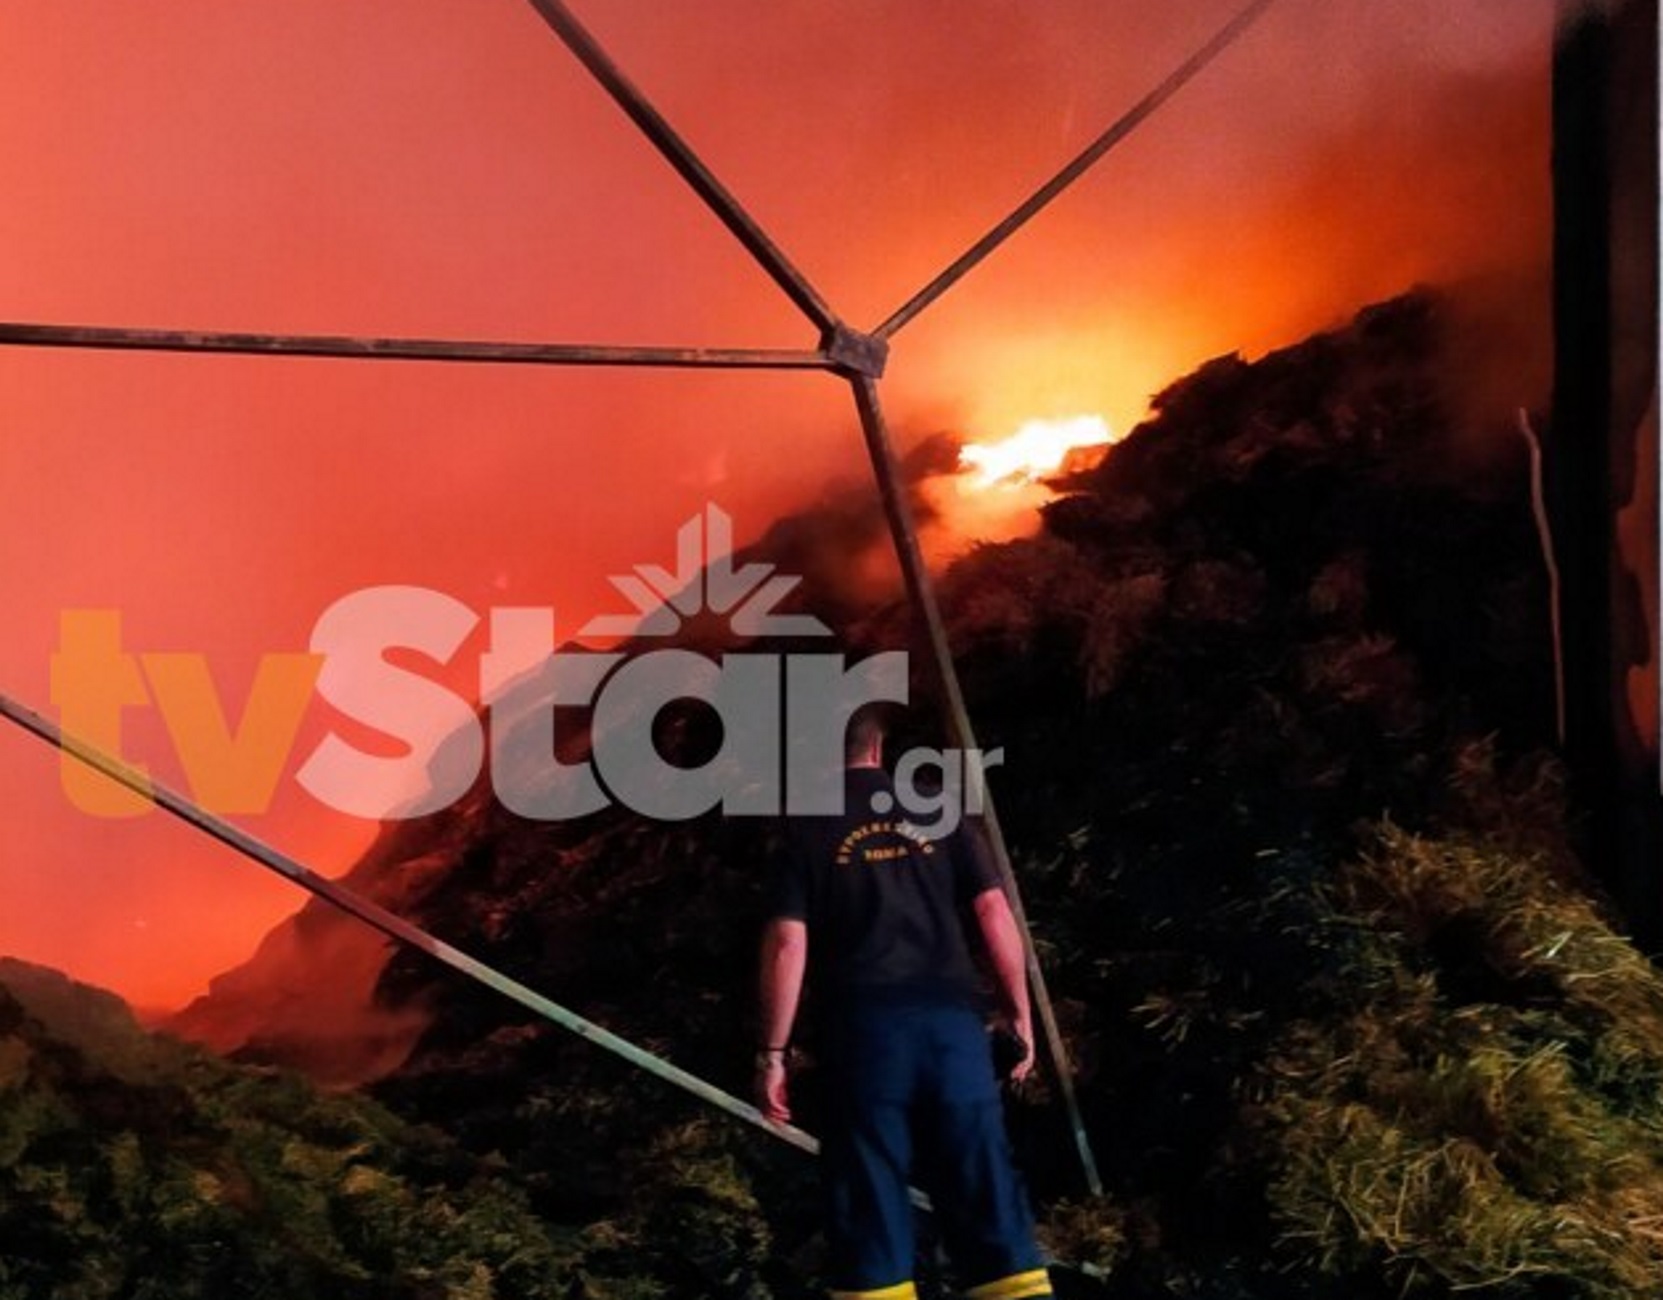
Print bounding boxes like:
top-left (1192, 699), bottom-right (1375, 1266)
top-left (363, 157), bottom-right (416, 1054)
top-left (357, 291), bottom-right (1663, 1299)
top-left (72, 290), bottom-right (1656, 1298)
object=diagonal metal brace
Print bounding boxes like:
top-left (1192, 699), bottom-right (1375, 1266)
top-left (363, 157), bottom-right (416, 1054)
top-left (523, 0), bottom-right (840, 337)
top-left (850, 374), bottom-right (1103, 1196)
top-left (875, 0), bottom-right (1279, 340)
top-left (0, 687), bottom-right (933, 1213)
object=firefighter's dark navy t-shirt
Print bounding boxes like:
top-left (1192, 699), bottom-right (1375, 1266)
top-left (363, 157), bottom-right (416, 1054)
top-left (768, 767), bottom-right (1001, 1007)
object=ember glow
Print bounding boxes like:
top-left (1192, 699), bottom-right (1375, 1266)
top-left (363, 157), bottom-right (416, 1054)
top-left (959, 415), bottom-right (1118, 489)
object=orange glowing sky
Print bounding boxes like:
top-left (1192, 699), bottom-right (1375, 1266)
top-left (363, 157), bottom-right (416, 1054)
top-left (0, 0), bottom-right (1554, 1009)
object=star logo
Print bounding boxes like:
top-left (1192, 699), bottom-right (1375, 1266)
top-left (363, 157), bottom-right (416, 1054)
top-left (581, 504), bottom-right (831, 639)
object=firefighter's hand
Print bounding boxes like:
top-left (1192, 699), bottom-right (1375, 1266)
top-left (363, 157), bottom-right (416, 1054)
top-left (1008, 1031), bottom-right (1036, 1085)
top-left (1007, 1013), bottom-right (1036, 1085)
top-left (755, 1052), bottom-right (791, 1123)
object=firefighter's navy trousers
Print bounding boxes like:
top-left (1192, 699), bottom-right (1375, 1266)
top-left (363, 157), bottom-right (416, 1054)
top-left (820, 999), bottom-right (1053, 1300)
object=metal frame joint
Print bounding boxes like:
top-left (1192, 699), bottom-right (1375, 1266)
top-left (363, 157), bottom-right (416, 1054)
top-left (822, 325), bottom-right (889, 379)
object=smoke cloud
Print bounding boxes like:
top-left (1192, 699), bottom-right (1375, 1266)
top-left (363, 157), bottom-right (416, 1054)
top-left (0, 0), bottom-right (1559, 1007)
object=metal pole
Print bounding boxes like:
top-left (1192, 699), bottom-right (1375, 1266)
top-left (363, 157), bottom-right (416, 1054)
top-left (849, 375), bottom-right (1103, 1197)
top-left (0, 691), bottom-right (822, 1157)
top-left (522, 0), bottom-right (841, 337)
top-left (0, 322), bottom-right (832, 372)
top-left (875, 0), bottom-right (1279, 341)
top-left (0, 690), bottom-right (939, 1210)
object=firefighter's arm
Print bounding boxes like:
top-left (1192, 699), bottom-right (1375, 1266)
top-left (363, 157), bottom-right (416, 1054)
top-left (973, 886), bottom-right (1036, 1082)
top-left (755, 916), bottom-right (807, 1122)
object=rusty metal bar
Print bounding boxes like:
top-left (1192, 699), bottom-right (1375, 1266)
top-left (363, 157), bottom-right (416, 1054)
top-left (0, 322), bottom-right (832, 371)
top-left (850, 374), bottom-right (1103, 1197)
top-left (523, 0), bottom-right (840, 337)
top-left (0, 687), bottom-right (941, 1210)
top-left (0, 693), bottom-right (827, 1156)
top-left (874, 0), bottom-right (1279, 341)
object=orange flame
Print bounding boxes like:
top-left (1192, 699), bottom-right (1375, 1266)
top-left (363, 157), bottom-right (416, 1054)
top-left (921, 414), bottom-right (1121, 562)
top-left (959, 414), bottom-right (1118, 489)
